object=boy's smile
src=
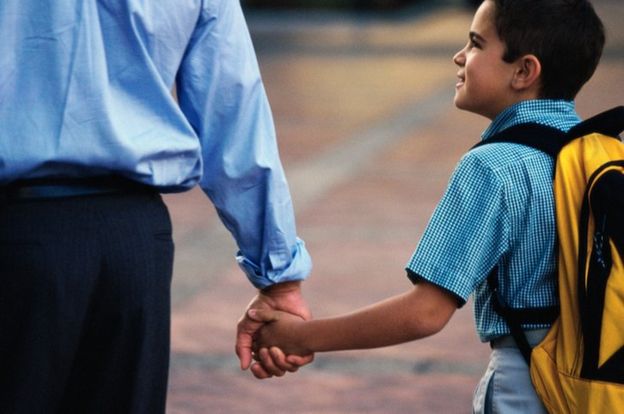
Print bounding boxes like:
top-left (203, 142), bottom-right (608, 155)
top-left (453, 0), bottom-right (518, 120)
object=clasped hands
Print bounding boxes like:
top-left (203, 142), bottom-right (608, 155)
top-left (235, 281), bottom-right (313, 379)
top-left (250, 308), bottom-right (311, 378)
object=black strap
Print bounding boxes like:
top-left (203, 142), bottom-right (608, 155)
top-left (472, 123), bottom-right (571, 158)
top-left (487, 269), bottom-right (558, 364)
top-left (567, 106), bottom-right (624, 139)
top-left (472, 106), bottom-right (624, 156)
top-left (476, 124), bottom-right (566, 365)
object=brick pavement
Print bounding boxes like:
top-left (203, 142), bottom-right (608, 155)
top-left (165, 1), bottom-right (624, 412)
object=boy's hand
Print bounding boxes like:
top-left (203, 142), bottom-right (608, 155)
top-left (249, 309), bottom-right (307, 352)
top-left (249, 309), bottom-right (314, 370)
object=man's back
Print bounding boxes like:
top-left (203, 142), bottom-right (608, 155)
top-left (1, 1), bottom-right (222, 190)
top-left (1, 0), bottom-right (311, 291)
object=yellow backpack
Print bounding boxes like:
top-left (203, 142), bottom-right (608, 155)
top-left (479, 106), bottom-right (624, 413)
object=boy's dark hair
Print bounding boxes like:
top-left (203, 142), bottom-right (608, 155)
top-left (492, 0), bottom-right (605, 100)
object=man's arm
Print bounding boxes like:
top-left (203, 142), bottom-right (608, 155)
top-left (176, 0), bottom-right (312, 290)
top-left (175, 0), bottom-right (312, 374)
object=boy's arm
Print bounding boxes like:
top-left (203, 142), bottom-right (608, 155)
top-left (252, 280), bottom-right (457, 355)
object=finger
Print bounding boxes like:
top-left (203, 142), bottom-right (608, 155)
top-left (235, 316), bottom-right (262, 370)
top-left (286, 353), bottom-right (315, 367)
top-left (268, 347), bottom-right (299, 373)
top-left (247, 308), bottom-right (279, 323)
top-left (257, 347), bottom-right (286, 377)
top-left (235, 335), bottom-right (252, 370)
top-left (235, 329), bottom-right (254, 370)
top-left (250, 362), bottom-right (273, 379)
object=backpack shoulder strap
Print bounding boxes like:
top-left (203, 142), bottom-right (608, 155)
top-left (486, 269), bottom-right (558, 364)
top-left (472, 122), bottom-right (570, 158)
top-left (472, 105), bottom-right (624, 157)
top-left (567, 106), bottom-right (624, 139)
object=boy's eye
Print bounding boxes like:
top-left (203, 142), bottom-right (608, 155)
top-left (468, 33), bottom-right (483, 50)
top-left (469, 38), bottom-right (481, 49)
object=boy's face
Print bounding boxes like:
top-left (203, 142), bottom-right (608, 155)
top-left (453, 0), bottom-right (518, 120)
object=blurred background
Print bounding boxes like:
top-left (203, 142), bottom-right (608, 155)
top-left (243, 0), bottom-right (480, 11)
top-left (165, 0), bottom-right (624, 412)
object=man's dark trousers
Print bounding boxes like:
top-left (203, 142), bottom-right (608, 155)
top-left (0, 190), bottom-right (175, 413)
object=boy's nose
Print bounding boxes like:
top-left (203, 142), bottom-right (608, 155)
top-left (453, 49), bottom-right (466, 67)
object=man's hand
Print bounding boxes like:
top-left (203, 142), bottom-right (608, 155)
top-left (235, 281), bottom-right (314, 378)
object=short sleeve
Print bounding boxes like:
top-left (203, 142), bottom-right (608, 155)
top-left (406, 152), bottom-right (510, 305)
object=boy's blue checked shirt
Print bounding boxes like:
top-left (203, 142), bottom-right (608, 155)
top-left (406, 100), bottom-right (580, 342)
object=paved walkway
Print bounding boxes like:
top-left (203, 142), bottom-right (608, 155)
top-left (165, 1), bottom-right (624, 412)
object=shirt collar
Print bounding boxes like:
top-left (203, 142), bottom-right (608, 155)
top-left (481, 99), bottom-right (581, 141)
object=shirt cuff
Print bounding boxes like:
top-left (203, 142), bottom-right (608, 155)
top-left (237, 238), bottom-right (312, 289)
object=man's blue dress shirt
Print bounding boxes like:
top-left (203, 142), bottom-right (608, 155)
top-left (406, 100), bottom-right (580, 342)
top-left (0, 0), bottom-right (311, 289)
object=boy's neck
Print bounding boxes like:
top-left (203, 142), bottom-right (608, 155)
top-left (482, 99), bottom-right (579, 141)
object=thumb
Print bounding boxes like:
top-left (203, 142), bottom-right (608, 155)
top-left (248, 308), bottom-right (280, 323)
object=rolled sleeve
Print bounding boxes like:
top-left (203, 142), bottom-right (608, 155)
top-left (237, 238), bottom-right (312, 289)
top-left (175, 0), bottom-right (311, 288)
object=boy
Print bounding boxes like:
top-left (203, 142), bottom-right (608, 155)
top-left (251, 0), bottom-right (605, 411)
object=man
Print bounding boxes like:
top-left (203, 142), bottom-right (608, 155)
top-left (0, 0), bottom-right (310, 412)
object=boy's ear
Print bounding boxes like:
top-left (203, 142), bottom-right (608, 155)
top-left (511, 54), bottom-right (542, 92)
